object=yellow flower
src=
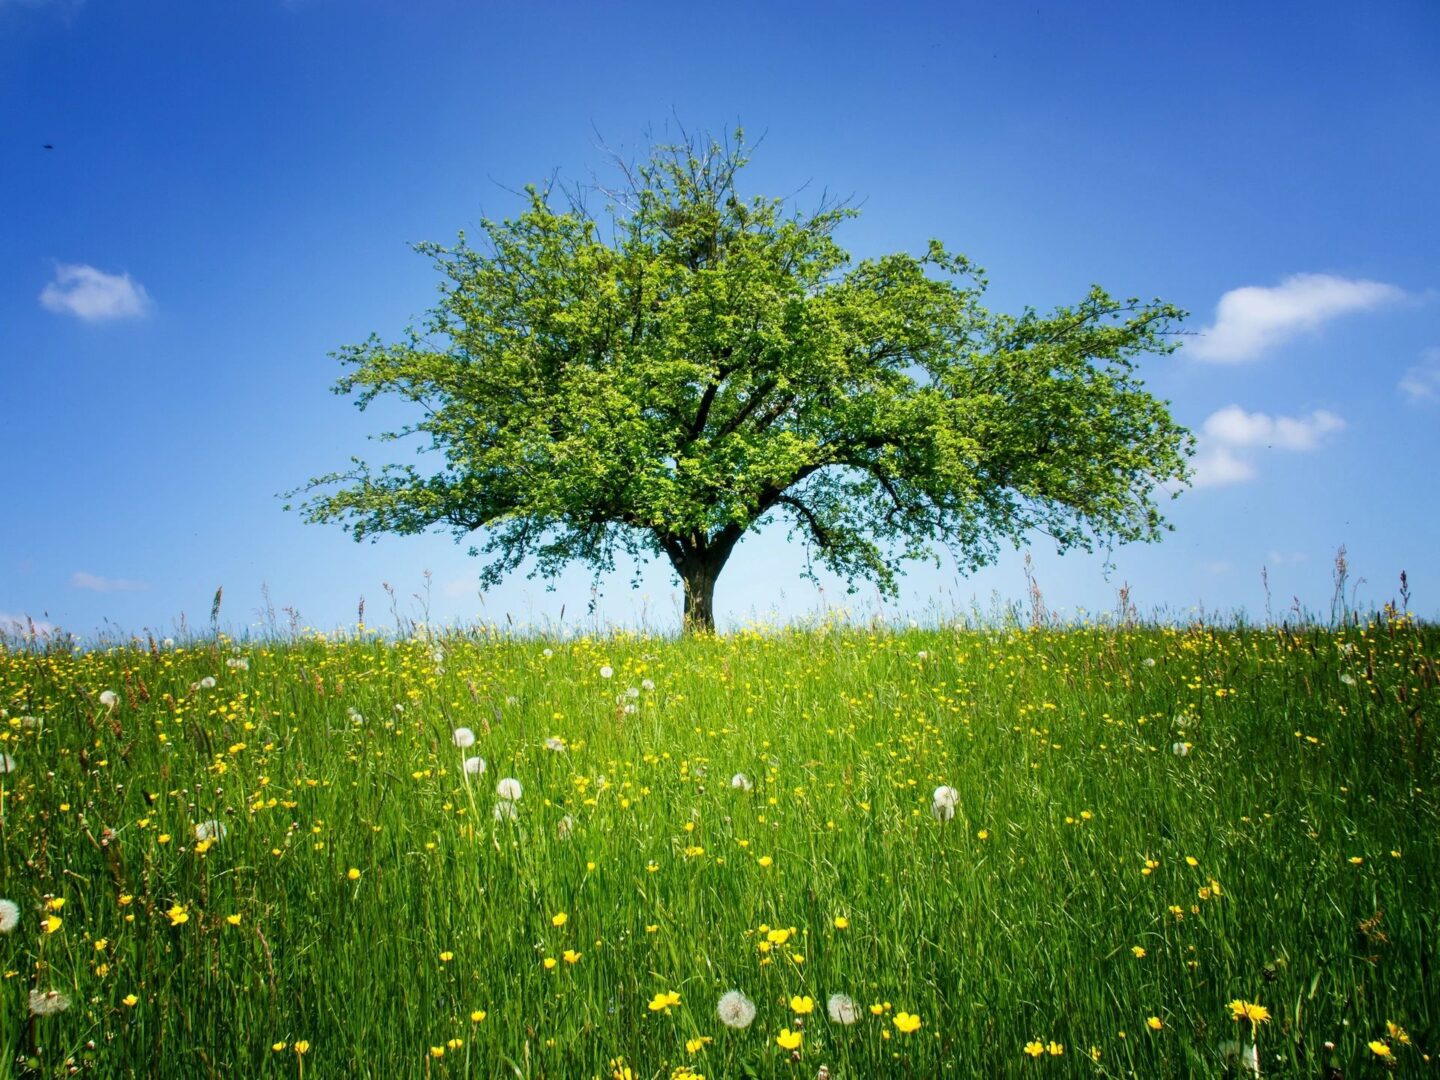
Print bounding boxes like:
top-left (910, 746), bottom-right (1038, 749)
top-left (122, 994), bottom-right (139, 1007)
top-left (439, 951), bottom-right (454, 963)
top-left (157, 834), bottom-right (171, 845)
top-left (226, 914), bottom-right (242, 926)
top-left (543, 957), bottom-right (557, 970)
top-left (1228, 1000), bottom-right (1270, 1025)
top-left (757, 856), bottom-right (773, 868)
top-left (766, 928), bottom-right (791, 945)
top-left (1047, 1041), bottom-right (1064, 1056)
top-left (45, 898), bottom-right (66, 912)
top-left (833, 916), bottom-right (849, 929)
top-left (789, 995), bottom-right (814, 1015)
top-left (294, 1041), bottom-right (309, 1055)
top-left (470, 1010), bottom-right (487, 1023)
top-left (977, 829), bottom-right (990, 840)
top-left (648, 990), bottom-right (681, 1012)
top-left (1131, 946), bottom-right (1146, 958)
top-left (552, 912), bottom-right (568, 927)
top-left (347, 868), bottom-right (361, 881)
top-left (272, 1042), bottom-right (287, 1052)
top-left (166, 904), bottom-right (189, 926)
top-left (94, 938), bottom-right (108, 952)
top-left (1369, 1040), bottom-right (1392, 1058)
top-left (43, 915), bottom-right (63, 934)
top-left (429, 1046), bottom-right (445, 1059)
top-left (563, 949), bottom-right (581, 964)
top-left (870, 1003), bottom-right (887, 1016)
top-left (446, 1038), bottom-right (463, 1050)
top-left (776, 1028), bottom-right (802, 1050)
top-left (1146, 1016), bottom-right (1163, 1031)
top-left (1387, 1021), bottom-right (1411, 1045)
top-left (893, 1012), bottom-right (921, 1034)
top-left (1024, 1041), bottom-right (1044, 1058)
top-left (1349, 856), bottom-right (1364, 865)
top-left (685, 1036), bottom-right (712, 1054)
top-left (1185, 856), bottom-right (1199, 867)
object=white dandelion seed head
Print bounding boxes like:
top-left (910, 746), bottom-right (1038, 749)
top-left (599, 665), bottom-right (613, 679)
top-left (1339, 673), bottom-right (1356, 686)
top-left (731, 773), bottom-right (753, 792)
top-left (916, 650), bottom-right (928, 660)
top-left (932, 785), bottom-right (959, 809)
top-left (716, 989), bottom-right (756, 1029)
top-left (542, 648), bottom-right (553, 658)
top-left (496, 777), bottom-right (522, 801)
top-left (827, 993), bottom-right (860, 1025)
top-left (640, 678), bottom-right (655, 692)
top-left (431, 647), bottom-right (446, 664)
top-left (1143, 657), bottom-right (1157, 667)
top-left (29, 989), bottom-right (70, 1016)
top-left (0, 899), bottom-right (19, 933)
top-left (98, 690), bottom-right (118, 708)
top-left (492, 799), bottom-right (517, 822)
top-left (347, 707), bottom-right (365, 724)
top-left (393, 703), bottom-right (405, 713)
top-left (162, 637), bottom-right (175, 649)
top-left (452, 727), bottom-right (476, 748)
top-left (194, 819), bottom-right (227, 843)
top-left (225, 657), bottom-right (249, 670)
top-left (931, 800), bottom-right (956, 822)
top-left (544, 736), bottom-right (566, 752)
top-left (1171, 741), bottom-right (1191, 757)
top-left (463, 756), bottom-right (486, 776)
top-left (624, 686), bottom-right (640, 700)
top-left (0, 753), bottom-right (15, 775)
top-left (623, 703), bottom-right (637, 715)
top-left (199, 676), bottom-right (216, 690)
top-left (557, 814), bottom-right (574, 839)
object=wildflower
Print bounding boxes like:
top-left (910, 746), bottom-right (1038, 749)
top-left (99, 689), bottom-right (118, 709)
top-left (717, 990), bottom-right (756, 1029)
top-left (790, 995), bottom-right (814, 1015)
top-left (599, 665), bottom-right (614, 679)
top-left (272, 1042), bottom-right (287, 1052)
top-left (122, 994), bottom-right (139, 1007)
top-left (1368, 1040), bottom-right (1392, 1057)
top-left (226, 914), bottom-right (242, 926)
top-left (166, 903), bottom-right (189, 927)
top-left (931, 785), bottom-right (959, 821)
top-left (42, 915), bottom-right (62, 934)
top-left (757, 855), bottom-right (773, 868)
top-left (893, 1012), bottom-right (921, 1034)
top-left (776, 1029), bottom-right (802, 1050)
top-left (1146, 1016), bottom-right (1163, 1031)
top-left (453, 727), bottom-right (476, 748)
top-left (1047, 1042), bottom-right (1064, 1056)
top-left (1228, 1000), bottom-right (1270, 1026)
top-left (1171, 742), bottom-right (1191, 756)
top-left (439, 951), bottom-right (454, 963)
top-left (731, 773), bottom-right (753, 792)
top-left (1131, 946), bottom-right (1146, 958)
top-left (470, 1010), bottom-right (487, 1022)
top-left (552, 911), bottom-right (568, 927)
top-left (347, 868), bottom-right (361, 881)
top-left (543, 957), bottom-right (557, 970)
top-left (563, 949), bottom-right (581, 964)
top-left (1387, 1021), bottom-right (1411, 1045)
top-left (833, 916), bottom-right (849, 929)
top-left (463, 756), bottom-right (486, 775)
top-left (1024, 1041), bottom-right (1044, 1058)
top-left (1185, 855), bottom-right (1199, 867)
top-left (199, 676), bottom-right (216, 689)
top-left (1348, 856), bottom-right (1363, 865)
top-left (195, 820), bottom-right (227, 843)
top-left (827, 994), bottom-right (860, 1025)
top-left (685, 1035), bottom-right (711, 1054)
top-left (545, 736), bottom-right (566, 752)
top-left (649, 990), bottom-right (681, 1013)
top-left (0, 899), bottom-right (18, 933)
top-left (29, 989), bottom-right (70, 1016)
top-left (641, 678), bottom-right (655, 691)
top-left (294, 1041), bottom-right (310, 1055)
top-left (496, 777), bottom-right (522, 801)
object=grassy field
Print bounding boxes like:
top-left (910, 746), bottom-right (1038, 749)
top-left (0, 617), bottom-right (1436, 1078)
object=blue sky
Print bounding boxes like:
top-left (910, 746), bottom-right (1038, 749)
top-left (3, 0), bottom-right (1437, 638)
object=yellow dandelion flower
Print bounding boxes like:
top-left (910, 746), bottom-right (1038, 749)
top-left (1146, 1016), bottom-right (1163, 1031)
top-left (552, 912), bottom-right (568, 927)
top-left (1369, 1041), bottom-right (1392, 1058)
top-left (470, 1010), bottom-right (487, 1023)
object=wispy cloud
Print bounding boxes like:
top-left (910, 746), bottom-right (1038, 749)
top-left (0, 612), bottom-right (58, 637)
top-left (1188, 405), bottom-right (1345, 489)
top-left (40, 263), bottom-right (151, 321)
top-left (71, 571), bottom-right (149, 593)
top-left (1202, 404), bottom-right (1346, 451)
top-left (1399, 347), bottom-right (1440, 403)
top-left (1266, 550), bottom-right (1308, 566)
top-left (1188, 273), bottom-right (1405, 362)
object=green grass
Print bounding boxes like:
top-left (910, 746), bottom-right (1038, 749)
top-left (1, 619), bottom-right (1436, 1078)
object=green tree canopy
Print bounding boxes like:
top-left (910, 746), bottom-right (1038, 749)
top-left (293, 131), bottom-right (1192, 632)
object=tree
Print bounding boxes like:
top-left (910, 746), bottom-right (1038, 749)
top-left (292, 130), bottom-right (1192, 633)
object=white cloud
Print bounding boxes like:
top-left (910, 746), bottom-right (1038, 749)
top-left (40, 263), bottom-right (151, 321)
top-left (1202, 560), bottom-right (1233, 575)
top-left (1266, 550), bottom-right (1308, 566)
top-left (0, 612), bottom-right (58, 637)
top-left (1187, 405), bottom-right (1345, 490)
top-left (1189, 445), bottom-right (1257, 488)
top-left (1188, 273), bottom-right (1405, 362)
top-left (1202, 405), bottom-right (1346, 451)
top-left (1399, 347), bottom-right (1440, 403)
top-left (71, 571), bottom-right (149, 593)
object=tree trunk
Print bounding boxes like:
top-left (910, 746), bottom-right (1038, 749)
top-left (679, 558), bottom-right (720, 635)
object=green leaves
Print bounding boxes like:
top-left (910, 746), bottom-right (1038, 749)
top-left (295, 131), bottom-right (1192, 629)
